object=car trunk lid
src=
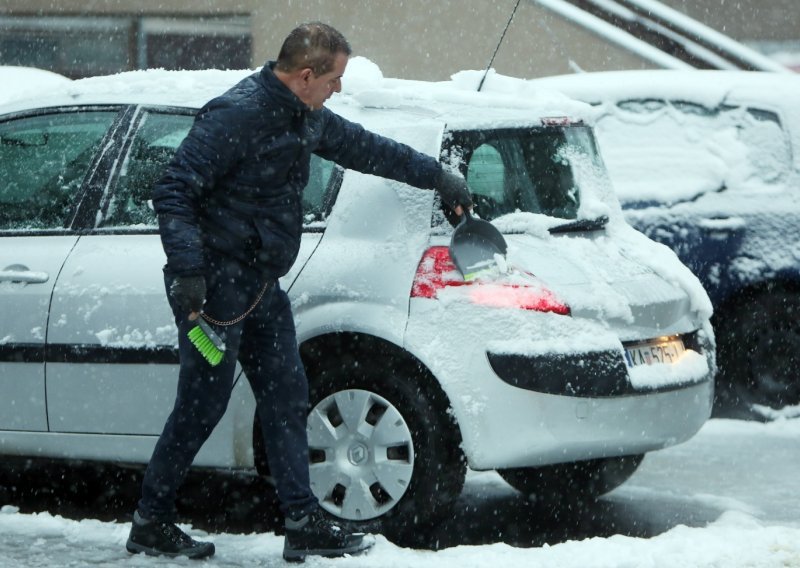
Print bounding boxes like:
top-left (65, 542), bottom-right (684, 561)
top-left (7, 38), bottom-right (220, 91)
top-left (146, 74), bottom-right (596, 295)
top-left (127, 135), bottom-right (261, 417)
top-left (503, 231), bottom-right (696, 340)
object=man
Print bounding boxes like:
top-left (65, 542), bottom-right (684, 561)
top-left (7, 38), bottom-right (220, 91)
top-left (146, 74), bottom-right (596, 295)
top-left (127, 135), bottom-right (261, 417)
top-left (125, 22), bottom-right (472, 562)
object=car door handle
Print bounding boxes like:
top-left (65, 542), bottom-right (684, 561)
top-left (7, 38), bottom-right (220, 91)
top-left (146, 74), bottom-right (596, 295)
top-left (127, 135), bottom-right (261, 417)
top-left (0, 266), bottom-right (50, 284)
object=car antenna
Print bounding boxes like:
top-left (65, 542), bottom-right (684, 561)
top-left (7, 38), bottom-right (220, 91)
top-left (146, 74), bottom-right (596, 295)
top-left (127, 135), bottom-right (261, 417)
top-left (478, 0), bottom-right (522, 92)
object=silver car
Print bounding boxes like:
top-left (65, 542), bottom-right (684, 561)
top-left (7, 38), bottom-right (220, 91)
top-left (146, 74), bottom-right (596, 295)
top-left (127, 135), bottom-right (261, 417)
top-left (0, 68), bottom-right (714, 538)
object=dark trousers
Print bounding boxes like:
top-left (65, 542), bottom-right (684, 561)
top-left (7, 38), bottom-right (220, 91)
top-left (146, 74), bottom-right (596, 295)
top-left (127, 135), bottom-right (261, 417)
top-left (138, 253), bottom-right (318, 522)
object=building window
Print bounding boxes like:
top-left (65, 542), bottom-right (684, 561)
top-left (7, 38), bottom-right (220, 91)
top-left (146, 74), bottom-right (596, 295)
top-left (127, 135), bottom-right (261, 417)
top-left (0, 15), bottom-right (252, 79)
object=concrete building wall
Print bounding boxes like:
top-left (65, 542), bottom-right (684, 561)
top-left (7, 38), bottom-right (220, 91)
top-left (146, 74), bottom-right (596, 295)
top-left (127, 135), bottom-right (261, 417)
top-left (251, 0), bottom-right (654, 80)
top-left (659, 0), bottom-right (799, 41)
top-left (1, 0), bottom-right (796, 80)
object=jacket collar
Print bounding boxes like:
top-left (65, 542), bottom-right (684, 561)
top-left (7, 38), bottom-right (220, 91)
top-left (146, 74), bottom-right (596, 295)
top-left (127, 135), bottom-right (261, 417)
top-left (259, 61), bottom-right (309, 114)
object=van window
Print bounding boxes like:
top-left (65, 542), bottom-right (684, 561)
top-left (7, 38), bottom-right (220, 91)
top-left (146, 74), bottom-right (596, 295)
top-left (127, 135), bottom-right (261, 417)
top-left (603, 100), bottom-right (792, 206)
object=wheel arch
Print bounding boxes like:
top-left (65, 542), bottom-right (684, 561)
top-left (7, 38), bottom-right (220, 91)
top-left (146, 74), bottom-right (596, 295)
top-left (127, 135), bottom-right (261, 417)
top-left (253, 331), bottom-right (465, 476)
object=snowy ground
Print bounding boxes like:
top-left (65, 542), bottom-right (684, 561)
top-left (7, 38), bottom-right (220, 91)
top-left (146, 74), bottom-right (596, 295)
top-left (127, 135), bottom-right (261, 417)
top-left (1, 509), bottom-right (797, 568)
top-left (1, 417), bottom-right (799, 568)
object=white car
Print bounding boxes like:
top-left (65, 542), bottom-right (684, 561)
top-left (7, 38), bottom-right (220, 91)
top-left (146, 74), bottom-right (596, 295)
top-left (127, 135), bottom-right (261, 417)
top-left (528, 70), bottom-right (800, 419)
top-left (0, 62), bottom-right (714, 538)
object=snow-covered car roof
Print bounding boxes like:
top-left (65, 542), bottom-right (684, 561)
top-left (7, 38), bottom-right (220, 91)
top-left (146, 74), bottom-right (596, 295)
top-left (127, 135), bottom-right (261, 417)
top-left (0, 66), bottom-right (72, 106)
top-left (0, 68), bottom-right (252, 113)
top-left (0, 57), bottom-right (594, 134)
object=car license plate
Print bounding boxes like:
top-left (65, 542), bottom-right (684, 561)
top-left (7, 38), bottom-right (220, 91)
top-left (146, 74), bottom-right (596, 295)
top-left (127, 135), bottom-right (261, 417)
top-left (624, 337), bottom-right (686, 367)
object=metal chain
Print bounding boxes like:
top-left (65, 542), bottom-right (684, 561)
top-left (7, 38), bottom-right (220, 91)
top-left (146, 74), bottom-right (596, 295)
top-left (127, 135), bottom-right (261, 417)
top-left (201, 280), bottom-right (273, 327)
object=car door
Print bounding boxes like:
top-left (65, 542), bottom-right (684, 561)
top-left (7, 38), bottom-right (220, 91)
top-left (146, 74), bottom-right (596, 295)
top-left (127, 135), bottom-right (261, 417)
top-left (45, 106), bottom-right (340, 436)
top-left (46, 108), bottom-right (193, 435)
top-left (0, 109), bottom-right (120, 431)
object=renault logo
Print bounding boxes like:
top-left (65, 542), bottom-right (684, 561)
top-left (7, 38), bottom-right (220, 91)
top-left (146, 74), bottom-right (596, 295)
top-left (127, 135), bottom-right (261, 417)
top-left (348, 443), bottom-right (369, 465)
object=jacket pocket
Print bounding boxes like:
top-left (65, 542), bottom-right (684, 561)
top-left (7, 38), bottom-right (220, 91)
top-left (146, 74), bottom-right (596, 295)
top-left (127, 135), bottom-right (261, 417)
top-left (252, 211), bottom-right (301, 276)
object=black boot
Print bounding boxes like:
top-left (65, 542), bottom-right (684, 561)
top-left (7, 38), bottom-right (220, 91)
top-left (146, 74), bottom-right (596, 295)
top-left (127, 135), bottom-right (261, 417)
top-left (283, 509), bottom-right (374, 562)
top-left (126, 511), bottom-right (215, 559)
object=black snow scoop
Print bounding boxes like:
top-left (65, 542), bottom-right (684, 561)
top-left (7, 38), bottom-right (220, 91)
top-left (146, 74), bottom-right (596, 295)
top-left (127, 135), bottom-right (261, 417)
top-left (449, 209), bottom-right (508, 281)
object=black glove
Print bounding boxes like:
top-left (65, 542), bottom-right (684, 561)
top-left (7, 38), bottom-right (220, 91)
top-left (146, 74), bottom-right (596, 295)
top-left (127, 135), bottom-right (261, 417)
top-left (170, 275), bottom-right (206, 315)
top-left (435, 169), bottom-right (473, 211)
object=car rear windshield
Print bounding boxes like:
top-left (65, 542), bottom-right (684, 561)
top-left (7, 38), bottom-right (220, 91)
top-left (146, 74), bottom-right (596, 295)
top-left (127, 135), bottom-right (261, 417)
top-left (441, 125), bottom-right (601, 222)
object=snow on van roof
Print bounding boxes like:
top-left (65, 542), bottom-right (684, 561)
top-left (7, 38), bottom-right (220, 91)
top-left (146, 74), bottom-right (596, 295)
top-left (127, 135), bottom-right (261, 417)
top-left (529, 69), bottom-right (800, 174)
top-left (529, 69), bottom-right (800, 110)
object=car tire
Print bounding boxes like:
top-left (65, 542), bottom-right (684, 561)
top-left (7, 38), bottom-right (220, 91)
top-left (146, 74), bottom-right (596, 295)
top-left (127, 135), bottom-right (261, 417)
top-left (498, 454), bottom-right (644, 508)
top-left (714, 290), bottom-right (800, 419)
top-left (306, 361), bottom-right (465, 540)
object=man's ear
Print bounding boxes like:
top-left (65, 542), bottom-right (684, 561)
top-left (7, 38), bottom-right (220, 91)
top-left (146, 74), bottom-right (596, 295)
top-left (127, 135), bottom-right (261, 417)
top-left (299, 68), bottom-right (314, 84)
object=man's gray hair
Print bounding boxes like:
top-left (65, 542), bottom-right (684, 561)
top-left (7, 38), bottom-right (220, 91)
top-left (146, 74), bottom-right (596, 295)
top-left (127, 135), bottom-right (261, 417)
top-left (276, 22), bottom-right (352, 76)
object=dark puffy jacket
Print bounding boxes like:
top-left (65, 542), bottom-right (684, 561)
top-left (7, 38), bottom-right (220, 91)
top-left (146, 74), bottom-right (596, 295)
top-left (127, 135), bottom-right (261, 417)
top-left (152, 62), bottom-right (442, 278)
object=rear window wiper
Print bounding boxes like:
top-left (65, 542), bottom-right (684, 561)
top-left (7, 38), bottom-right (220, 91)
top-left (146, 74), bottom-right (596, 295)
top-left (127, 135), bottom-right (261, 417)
top-left (549, 215), bottom-right (609, 234)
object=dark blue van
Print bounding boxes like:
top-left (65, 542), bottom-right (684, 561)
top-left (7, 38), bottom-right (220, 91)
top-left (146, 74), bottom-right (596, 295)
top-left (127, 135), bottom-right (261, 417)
top-left (532, 70), bottom-right (800, 419)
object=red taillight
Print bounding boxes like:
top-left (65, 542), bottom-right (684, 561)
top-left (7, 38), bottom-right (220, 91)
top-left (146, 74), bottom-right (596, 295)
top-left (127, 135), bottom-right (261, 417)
top-left (412, 246), bottom-right (570, 315)
top-left (468, 283), bottom-right (570, 314)
top-left (411, 246), bottom-right (468, 298)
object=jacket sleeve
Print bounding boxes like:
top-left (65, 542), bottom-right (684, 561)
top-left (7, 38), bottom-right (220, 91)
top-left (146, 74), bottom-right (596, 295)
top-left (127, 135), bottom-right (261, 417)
top-left (151, 99), bottom-right (245, 276)
top-left (314, 108), bottom-right (442, 189)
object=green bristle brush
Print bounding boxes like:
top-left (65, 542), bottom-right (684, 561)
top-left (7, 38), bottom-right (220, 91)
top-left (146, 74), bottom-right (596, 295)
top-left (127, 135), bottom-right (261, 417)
top-left (186, 280), bottom-right (270, 366)
top-left (187, 317), bottom-right (226, 366)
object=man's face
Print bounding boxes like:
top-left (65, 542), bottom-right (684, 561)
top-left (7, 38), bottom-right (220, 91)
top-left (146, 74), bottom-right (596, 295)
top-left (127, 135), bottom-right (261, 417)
top-left (301, 52), bottom-right (348, 110)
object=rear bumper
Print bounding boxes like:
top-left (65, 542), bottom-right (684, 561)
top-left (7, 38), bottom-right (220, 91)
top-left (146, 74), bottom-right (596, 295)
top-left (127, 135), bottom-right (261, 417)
top-left (406, 303), bottom-right (714, 471)
top-left (488, 349), bottom-right (630, 397)
top-left (488, 331), bottom-right (711, 397)
top-left (471, 335), bottom-right (714, 469)
top-left (462, 371), bottom-right (714, 470)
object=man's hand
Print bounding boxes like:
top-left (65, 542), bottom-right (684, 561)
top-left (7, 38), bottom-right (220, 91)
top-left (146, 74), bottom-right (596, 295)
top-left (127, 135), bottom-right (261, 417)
top-left (436, 169), bottom-right (473, 217)
top-left (170, 275), bottom-right (206, 321)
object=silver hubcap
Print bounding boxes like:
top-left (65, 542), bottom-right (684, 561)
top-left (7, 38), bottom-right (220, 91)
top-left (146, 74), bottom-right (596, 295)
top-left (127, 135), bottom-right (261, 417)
top-left (307, 389), bottom-right (414, 521)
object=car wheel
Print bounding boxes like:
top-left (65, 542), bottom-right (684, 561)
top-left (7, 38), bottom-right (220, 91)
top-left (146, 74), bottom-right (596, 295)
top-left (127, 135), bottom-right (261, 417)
top-left (498, 455), bottom-right (644, 508)
top-left (306, 362), bottom-right (465, 539)
top-left (714, 291), bottom-right (800, 419)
